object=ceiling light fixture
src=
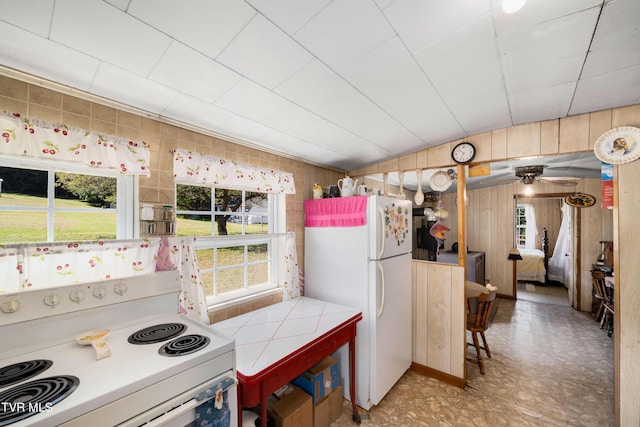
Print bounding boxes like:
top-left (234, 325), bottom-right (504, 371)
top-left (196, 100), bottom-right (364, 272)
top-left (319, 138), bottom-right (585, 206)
top-left (524, 185), bottom-right (534, 196)
top-left (502, 0), bottom-right (526, 13)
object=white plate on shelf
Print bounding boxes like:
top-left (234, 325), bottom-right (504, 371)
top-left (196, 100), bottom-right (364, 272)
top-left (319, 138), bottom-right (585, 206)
top-left (429, 171), bottom-right (452, 192)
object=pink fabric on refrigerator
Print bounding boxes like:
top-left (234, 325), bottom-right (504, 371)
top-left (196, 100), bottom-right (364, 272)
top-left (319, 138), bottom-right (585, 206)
top-left (304, 196), bottom-right (368, 227)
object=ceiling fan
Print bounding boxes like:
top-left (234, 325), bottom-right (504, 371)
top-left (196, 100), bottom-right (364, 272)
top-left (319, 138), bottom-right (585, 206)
top-left (514, 165), bottom-right (578, 186)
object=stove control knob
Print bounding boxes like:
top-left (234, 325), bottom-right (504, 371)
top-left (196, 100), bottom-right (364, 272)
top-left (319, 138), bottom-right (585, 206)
top-left (114, 282), bottom-right (128, 296)
top-left (69, 288), bottom-right (86, 303)
top-left (1, 298), bottom-right (21, 314)
top-left (93, 284), bottom-right (107, 299)
top-left (43, 291), bottom-right (61, 307)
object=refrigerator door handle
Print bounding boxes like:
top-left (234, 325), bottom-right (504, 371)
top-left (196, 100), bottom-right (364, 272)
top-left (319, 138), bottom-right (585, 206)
top-left (377, 205), bottom-right (385, 259)
top-left (375, 260), bottom-right (385, 318)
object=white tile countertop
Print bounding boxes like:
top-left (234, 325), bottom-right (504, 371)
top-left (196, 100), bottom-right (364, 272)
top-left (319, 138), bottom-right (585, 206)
top-left (210, 297), bottom-right (361, 377)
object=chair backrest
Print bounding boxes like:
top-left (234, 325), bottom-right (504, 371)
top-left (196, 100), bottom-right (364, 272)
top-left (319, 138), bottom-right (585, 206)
top-left (468, 291), bottom-right (497, 330)
top-left (592, 270), bottom-right (607, 298)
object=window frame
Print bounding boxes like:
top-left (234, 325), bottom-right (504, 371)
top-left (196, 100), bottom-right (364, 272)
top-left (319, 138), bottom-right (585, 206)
top-left (0, 156), bottom-right (135, 242)
top-left (174, 182), bottom-right (284, 306)
top-left (515, 204), bottom-right (527, 248)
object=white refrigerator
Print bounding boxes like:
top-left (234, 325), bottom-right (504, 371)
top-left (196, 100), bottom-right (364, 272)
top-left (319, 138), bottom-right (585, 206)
top-left (304, 195), bottom-right (412, 410)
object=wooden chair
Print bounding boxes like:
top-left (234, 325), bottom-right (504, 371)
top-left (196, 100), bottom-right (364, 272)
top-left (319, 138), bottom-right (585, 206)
top-left (600, 276), bottom-right (614, 337)
top-left (466, 291), bottom-right (497, 375)
top-left (591, 271), bottom-right (607, 321)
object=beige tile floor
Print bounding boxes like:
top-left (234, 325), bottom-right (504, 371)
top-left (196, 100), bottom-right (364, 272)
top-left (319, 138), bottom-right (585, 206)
top-left (331, 297), bottom-right (614, 427)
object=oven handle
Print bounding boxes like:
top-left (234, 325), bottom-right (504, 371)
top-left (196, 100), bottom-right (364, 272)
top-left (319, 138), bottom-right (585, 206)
top-left (118, 374), bottom-right (237, 427)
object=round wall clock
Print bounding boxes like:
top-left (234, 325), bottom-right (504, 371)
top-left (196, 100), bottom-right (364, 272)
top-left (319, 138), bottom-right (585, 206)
top-left (594, 126), bottom-right (640, 164)
top-left (451, 141), bottom-right (476, 164)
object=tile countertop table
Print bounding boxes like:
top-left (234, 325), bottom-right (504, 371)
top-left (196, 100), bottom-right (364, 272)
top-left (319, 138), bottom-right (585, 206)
top-left (211, 296), bottom-right (363, 424)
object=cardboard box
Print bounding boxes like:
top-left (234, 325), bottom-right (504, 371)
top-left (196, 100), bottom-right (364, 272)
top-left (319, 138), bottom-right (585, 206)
top-left (313, 386), bottom-right (343, 427)
top-left (266, 384), bottom-right (312, 427)
top-left (291, 356), bottom-right (340, 403)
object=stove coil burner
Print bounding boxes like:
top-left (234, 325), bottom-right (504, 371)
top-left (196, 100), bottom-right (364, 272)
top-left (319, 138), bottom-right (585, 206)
top-left (0, 360), bottom-right (53, 388)
top-left (127, 323), bottom-right (186, 344)
top-left (0, 375), bottom-right (79, 426)
top-left (158, 334), bottom-right (210, 357)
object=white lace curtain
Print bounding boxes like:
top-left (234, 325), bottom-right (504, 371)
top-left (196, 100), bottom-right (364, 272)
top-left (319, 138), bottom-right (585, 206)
top-left (172, 149), bottom-right (295, 194)
top-left (523, 204), bottom-right (538, 249)
top-left (283, 231), bottom-right (301, 300)
top-left (0, 111), bottom-right (151, 176)
top-left (0, 239), bottom-right (160, 294)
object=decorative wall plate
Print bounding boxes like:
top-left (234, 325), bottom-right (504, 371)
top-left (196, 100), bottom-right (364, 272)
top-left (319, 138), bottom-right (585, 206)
top-left (429, 171), bottom-right (452, 192)
top-left (565, 193), bottom-right (596, 208)
top-left (594, 126), bottom-right (640, 164)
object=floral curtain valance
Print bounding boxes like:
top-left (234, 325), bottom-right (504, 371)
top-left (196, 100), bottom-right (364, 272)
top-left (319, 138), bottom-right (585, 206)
top-left (173, 149), bottom-right (296, 194)
top-left (0, 111), bottom-right (151, 176)
top-left (0, 238), bottom-right (160, 294)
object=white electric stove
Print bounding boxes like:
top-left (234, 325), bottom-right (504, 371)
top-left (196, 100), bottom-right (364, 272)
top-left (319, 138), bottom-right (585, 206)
top-left (0, 271), bottom-right (236, 427)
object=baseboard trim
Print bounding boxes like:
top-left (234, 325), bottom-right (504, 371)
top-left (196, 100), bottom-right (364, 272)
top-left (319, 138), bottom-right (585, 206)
top-left (410, 362), bottom-right (466, 388)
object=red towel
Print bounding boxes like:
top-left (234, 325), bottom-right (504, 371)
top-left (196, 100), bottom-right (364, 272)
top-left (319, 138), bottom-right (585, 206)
top-left (304, 196), bottom-right (368, 227)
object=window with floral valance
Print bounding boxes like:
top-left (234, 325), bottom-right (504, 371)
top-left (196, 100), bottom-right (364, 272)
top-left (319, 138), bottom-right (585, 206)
top-left (0, 111), bottom-right (151, 176)
top-left (172, 149), bottom-right (295, 194)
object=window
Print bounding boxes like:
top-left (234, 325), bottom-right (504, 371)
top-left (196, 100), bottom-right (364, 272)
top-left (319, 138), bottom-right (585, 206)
top-left (515, 205), bottom-right (527, 248)
top-left (0, 158), bottom-right (134, 244)
top-left (515, 204), bottom-right (537, 249)
top-left (175, 183), bottom-right (280, 305)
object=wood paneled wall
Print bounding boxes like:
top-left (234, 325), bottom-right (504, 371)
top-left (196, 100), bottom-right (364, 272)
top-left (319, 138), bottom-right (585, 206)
top-left (412, 260), bottom-right (465, 381)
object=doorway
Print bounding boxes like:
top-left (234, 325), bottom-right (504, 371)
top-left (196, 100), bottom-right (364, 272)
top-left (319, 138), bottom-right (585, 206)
top-left (513, 193), bottom-right (578, 308)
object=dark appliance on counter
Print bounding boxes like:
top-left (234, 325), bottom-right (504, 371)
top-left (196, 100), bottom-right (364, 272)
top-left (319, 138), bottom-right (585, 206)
top-left (416, 221), bottom-right (438, 261)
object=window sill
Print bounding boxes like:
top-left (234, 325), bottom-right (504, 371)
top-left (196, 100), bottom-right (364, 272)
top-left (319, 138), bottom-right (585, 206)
top-left (207, 287), bottom-right (283, 314)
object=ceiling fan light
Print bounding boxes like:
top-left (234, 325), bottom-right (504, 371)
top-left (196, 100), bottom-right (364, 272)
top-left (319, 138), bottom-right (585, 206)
top-left (502, 0), bottom-right (526, 14)
top-left (524, 186), bottom-right (534, 196)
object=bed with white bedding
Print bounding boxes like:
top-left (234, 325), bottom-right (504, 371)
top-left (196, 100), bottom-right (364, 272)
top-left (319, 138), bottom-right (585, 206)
top-left (516, 228), bottom-right (551, 284)
top-left (517, 248), bottom-right (547, 283)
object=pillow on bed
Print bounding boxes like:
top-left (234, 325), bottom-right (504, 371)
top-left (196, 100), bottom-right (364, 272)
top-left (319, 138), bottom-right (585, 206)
top-left (466, 280), bottom-right (490, 298)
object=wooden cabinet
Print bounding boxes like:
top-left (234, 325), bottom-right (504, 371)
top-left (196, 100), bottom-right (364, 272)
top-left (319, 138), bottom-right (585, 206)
top-left (140, 204), bottom-right (175, 237)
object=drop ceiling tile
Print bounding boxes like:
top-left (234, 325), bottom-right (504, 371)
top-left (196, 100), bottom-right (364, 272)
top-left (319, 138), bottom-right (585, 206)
top-left (492, 0), bottom-right (602, 35)
top-left (276, 59), bottom-right (422, 151)
top-left (384, 0), bottom-right (491, 54)
top-left (581, 0), bottom-right (640, 78)
top-left (256, 129), bottom-right (360, 169)
top-left (104, 0), bottom-right (129, 11)
top-left (127, 0), bottom-right (255, 59)
top-left (162, 93), bottom-right (234, 130)
top-left (0, 0), bottom-right (54, 36)
top-left (90, 63), bottom-right (180, 114)
top-left (509, 83), bottom-right (575, 124)
top-left (246, 0), bottom-right (331, 34)
top-left (570, 65), bottom-right (640, 115)
top-left (149, 42), bottom-right (242, 103)
top-left (215, 115), bottom-right (275, 142)
top-left (338, 36), bottom-right (418, 96)
top-left (261, 104), bottom-right (364, 153)
top-left (216, 15), bottom-right (313, 89)
top-left (294, 0), bottom-right (396, 68)
top-left (0, 24), bottom-right (100, 92)
top-left (448, 87), bottom-right (511, 134)
top-left (214, 78), bottom-right (292, 123)
top-left (415, 16), bottom-right (498, 84)
top-left (50, 0), bottom-right (171, 76)
top-left (367, 71), bottom-right (461, 141)
top-left (504, 54), bottom-right (584, 93)
top-left (497, 9), bottom-right (598, 61)
top-left (433, 58), bottom-right (503, 105)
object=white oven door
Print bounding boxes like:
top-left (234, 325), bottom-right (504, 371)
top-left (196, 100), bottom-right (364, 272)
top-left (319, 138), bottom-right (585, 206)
top-left (117, 373), bottom-right (237, 427)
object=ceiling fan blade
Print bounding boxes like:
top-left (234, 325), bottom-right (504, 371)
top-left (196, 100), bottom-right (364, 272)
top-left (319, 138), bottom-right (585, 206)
top-left (539, 178), bottom-right (578, 186)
